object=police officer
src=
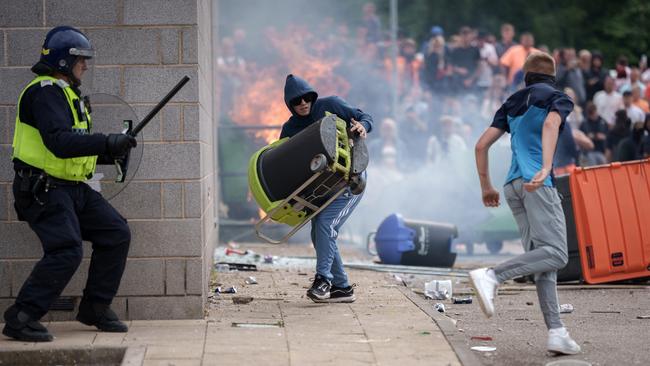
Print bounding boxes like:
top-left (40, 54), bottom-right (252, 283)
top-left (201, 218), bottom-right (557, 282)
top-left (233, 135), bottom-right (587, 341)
top-left (2, 26), bottom-right (136, 342)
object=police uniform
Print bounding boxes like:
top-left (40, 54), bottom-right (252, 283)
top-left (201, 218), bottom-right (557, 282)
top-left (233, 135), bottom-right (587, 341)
top-left (3, 26), bottom-right (135, 342)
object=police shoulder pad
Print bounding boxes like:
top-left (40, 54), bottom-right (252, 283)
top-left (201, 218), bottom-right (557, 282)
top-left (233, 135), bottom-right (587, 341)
top-left (40, 79), bottom-right (54, 87)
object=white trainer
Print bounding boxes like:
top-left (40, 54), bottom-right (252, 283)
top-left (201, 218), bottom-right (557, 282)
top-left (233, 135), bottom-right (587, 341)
top-left (547, 327), bottom-right (581, 355)
top-left (468, 268), bottom-right (498, 318)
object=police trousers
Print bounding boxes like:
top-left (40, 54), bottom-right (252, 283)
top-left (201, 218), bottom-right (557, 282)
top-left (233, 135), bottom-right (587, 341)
top-left (11, 173), bottom-right (130, 319)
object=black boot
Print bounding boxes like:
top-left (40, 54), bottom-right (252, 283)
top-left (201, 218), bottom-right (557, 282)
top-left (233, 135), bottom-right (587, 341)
top-left (76, 300), bottom-right (128, 332)
top-left (2, 305), bottom-right (53, 342)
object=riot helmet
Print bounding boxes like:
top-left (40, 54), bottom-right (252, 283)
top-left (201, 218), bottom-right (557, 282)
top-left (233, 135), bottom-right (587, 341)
top-left (32, 26), bottom-right (94, 86)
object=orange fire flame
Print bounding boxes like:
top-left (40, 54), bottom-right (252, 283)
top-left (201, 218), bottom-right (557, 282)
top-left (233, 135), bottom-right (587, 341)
top-left (230, 25), bottom-right (351, 144)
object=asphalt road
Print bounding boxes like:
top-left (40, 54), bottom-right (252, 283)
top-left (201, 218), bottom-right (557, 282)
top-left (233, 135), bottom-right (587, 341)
top-left (222, 242), bottom-right (650, 365)
top-left (403, 251), bottom-right (650, 366)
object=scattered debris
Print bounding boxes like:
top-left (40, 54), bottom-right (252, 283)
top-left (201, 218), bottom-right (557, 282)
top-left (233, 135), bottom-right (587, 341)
top-left (526, 301), bottom-right (534, 306)
top-left (471, 336), bottom-right (493, 341)
top-left (420, 331), bottom-right (431, 335)
top-left (355, 338), bottom-right (391, 343)
top-left (232, 321), bottom-right (284, 328)
top-left (434, 303), bottom-right (446, 313)
top-left (458, 328), bottom-right (465, 332)
top-left (545, 360), bottom-right (592, 366)
top-left (232, 296), bottom-right (254, 304)
top-left (636, 315), bottom-right (650, 319)
top-left (497, 328), bottom-right (503, 332)
top-left (215, 286), bottom-right (237, 294)
top-left (590, 310), bottom-right (621, 314)
top-left (245, 276), bottom-right (258, 285)
top-left (514, 318), bottom-right (530, 321)
top-left (225, 248), bottom-right (249, 256)
top-left (425, 280), bottom-right (452, 300)
top-left (392, 274), bottom-right (407, 287)
top-left (264, 255), bottom-right (274, 263)
top-left (215, 262), bottom-right (258, 272)
top-left (560, 304), bottom-right (574, 313)
top-left (344, 262), bottom-right (469, 277)
top-left (471, 346), bottom-right (496, 352)
top-left (215, 263), bottom-right (230, 272)
top-left (501, 284), bottom-right (649, 291)
top-left (452, 296), bottom-right (473, 304)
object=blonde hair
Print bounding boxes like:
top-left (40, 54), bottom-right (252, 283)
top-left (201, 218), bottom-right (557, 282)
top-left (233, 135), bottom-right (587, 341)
top-left (523, 52), bottom-right (556, 76)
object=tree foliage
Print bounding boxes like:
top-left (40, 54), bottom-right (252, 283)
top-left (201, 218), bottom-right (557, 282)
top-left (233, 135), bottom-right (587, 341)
top-left (377, 0), bottom-right (650, 65)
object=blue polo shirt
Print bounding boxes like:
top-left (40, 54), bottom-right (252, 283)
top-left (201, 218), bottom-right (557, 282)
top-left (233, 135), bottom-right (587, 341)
top-left (491, 80), bottom-right (574, 187)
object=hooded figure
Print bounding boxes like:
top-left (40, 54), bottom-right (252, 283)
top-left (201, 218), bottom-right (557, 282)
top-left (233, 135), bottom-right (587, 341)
top-left (279, 74), bottom-right (373, 304)
top-left (280, 74), bottom-right (373, 138)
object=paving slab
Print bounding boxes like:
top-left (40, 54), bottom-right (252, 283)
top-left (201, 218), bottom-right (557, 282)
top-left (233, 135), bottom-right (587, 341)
top-left (0, 244), bottom-right (461, 365)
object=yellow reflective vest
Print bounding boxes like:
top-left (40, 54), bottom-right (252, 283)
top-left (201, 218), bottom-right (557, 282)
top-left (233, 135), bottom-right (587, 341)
top-left (12, 76), bottom-right (97, 181)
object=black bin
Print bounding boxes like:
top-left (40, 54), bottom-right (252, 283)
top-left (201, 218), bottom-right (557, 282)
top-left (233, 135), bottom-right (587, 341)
top-left (258, 116), bottom-right (339, 202)
top-left (556, 174), bottom-right (582, 282)
top-left (373, 213), bottom-right (458, 268)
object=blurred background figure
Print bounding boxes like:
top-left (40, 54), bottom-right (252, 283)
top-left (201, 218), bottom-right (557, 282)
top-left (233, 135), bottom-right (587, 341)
top-left (500, 32), bottom-right (538, 89)
top-left (580, 102), bottom-right (609, 166)
top-left (594, 76), bottom-right (623, 126)
top-left (495, 23), bottom-right (516, 58)
top-left (606, 110), bottom-right (632, 161)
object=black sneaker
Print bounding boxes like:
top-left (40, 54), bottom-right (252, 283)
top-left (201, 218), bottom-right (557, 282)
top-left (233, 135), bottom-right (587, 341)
top-left (76, 300), bottom-right (128, 333)
top-left (326, 284), bottom-right (357, 303)
top-left (2, 305), bottom-right (53, 342)
top-left (306, 274), bottom-right (331, 302)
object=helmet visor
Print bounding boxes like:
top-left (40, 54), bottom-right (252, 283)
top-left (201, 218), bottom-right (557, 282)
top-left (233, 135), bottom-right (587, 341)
top-left (75, 56), bottom-right (95, 90)
top-left (69, 47), bottom-right (95, 58)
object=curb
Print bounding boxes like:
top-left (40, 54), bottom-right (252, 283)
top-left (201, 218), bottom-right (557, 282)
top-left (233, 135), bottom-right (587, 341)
top-left (122, 346), bottom-right (146, 366)
top-left (397, 286), bottom-right (483, 366)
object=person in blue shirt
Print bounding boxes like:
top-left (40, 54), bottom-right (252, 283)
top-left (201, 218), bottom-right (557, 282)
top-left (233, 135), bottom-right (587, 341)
top-left (470, 52), bottom-right (581, 355)
top-left (280, 74), bottom-right (373, 303)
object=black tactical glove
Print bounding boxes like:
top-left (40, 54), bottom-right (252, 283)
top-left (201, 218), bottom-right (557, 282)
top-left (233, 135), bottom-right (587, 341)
top-left (106, 133), bottom-right (137, 158)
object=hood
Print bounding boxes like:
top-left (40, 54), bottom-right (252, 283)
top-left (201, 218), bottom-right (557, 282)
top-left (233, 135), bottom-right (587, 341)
top-left (284, 74), bottom-right (318, 117)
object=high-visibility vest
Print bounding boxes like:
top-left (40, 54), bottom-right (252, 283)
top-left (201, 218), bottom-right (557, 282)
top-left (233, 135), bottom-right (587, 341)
top-left (12, 76), bottom-right (97, 181)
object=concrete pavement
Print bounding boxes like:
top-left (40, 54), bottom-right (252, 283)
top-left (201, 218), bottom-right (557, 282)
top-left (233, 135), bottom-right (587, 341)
top-left (0, 244), bottom-right (464, 366)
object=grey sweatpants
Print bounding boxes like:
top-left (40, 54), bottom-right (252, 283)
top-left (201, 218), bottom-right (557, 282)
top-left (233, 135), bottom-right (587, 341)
top-left (493, 178), bottom-right (569, 329)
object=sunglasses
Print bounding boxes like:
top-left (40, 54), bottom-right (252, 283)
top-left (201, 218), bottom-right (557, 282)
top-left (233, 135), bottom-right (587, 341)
top-left (290, 94), bottom-right (314, 106)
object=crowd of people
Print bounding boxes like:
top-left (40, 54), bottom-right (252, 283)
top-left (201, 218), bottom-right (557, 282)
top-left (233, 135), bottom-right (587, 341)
top-left (216, 3), bottom-right (650, 223)
top-left (359, 18), bottom-right (650, 174)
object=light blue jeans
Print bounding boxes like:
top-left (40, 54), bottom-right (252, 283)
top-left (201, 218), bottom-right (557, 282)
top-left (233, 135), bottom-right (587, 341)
top-left (310, 188), bottom-right (363, 288)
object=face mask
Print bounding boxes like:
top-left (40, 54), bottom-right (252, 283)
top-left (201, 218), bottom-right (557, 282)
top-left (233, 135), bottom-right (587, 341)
top-left (524, 72), bottom-right (556, 87)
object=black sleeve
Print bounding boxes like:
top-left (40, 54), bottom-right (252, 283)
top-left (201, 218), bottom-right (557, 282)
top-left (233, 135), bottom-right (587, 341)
top-left (490, 104), bottom-right (509, 132)
top-left (599, 120), bottom-right (609, 134)
top-left (550, 91), bottom-right (575, 123)
top-left (31, 86), bottom-right (108, 159)
top-left (330, 96), bottom-right (374, 133)
top-left (96, 154), bottom-right (114, 165)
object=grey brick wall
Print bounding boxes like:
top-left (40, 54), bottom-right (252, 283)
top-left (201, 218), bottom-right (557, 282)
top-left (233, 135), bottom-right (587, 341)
top-left (0, 0), bottom-right (217, 320)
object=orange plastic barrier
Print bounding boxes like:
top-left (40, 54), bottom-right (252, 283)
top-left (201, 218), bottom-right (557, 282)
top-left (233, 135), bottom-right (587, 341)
top-left (569, 159), bottom-right (650, 284)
